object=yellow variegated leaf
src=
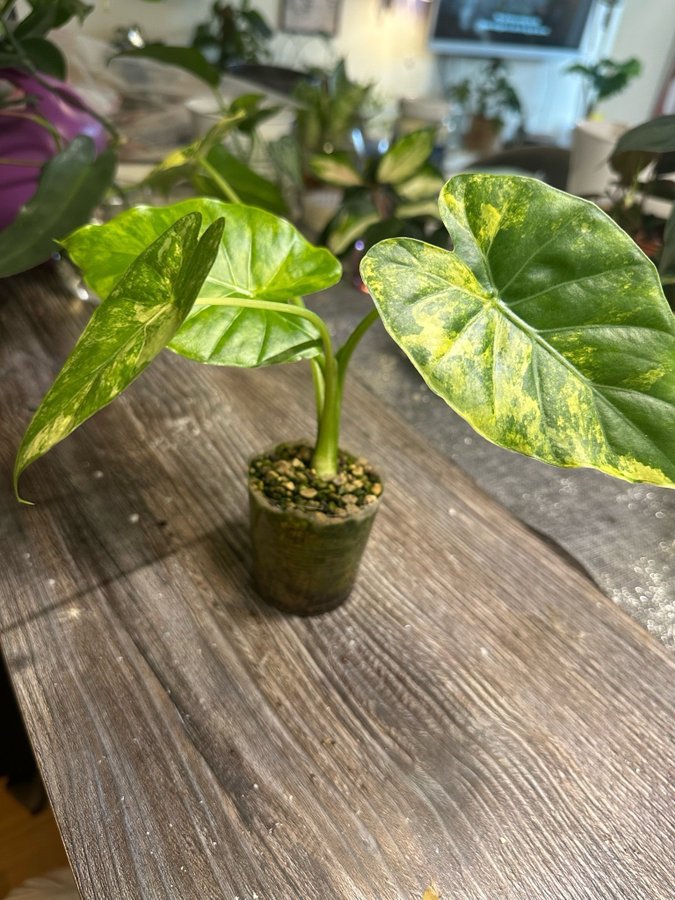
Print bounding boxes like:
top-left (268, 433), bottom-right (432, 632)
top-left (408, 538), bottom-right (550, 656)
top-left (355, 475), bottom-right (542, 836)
top-left (361, 174), bottom-right (675, 486)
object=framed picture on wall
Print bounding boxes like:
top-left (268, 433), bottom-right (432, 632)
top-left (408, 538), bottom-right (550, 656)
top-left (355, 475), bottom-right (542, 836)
top-left (280, 0), bottom-right (343, 36)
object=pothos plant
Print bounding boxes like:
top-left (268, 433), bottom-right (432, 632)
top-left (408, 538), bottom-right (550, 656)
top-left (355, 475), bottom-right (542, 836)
top-left (133, 95), bottom-right (287, 215)
top-left (12, 175), bottom-right (675, 606)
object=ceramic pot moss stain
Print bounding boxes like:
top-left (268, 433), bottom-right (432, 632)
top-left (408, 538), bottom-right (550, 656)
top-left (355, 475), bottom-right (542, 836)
top-left (248, 444), bottom-right (383, 615)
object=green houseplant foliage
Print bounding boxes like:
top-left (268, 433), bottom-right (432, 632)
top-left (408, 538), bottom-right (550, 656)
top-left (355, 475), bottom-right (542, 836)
top-left (134, 104), bottom-right (287, 215)
top-left (448, 60), bottom-right (522, 151)
top-left (310, 128), bottom-right (445, 256)
top-left (14, 175), bottom-right (675, 503)
top-left (15, 212), bottom-right (225, 480)
top-left (567, 57), bottom-right (641, 118)
top-left (608, 115), bottom-right (675, 289)
top-left (0, 135), bottom-right (115, 277)
top-left (362, 176), bottom-right (675, 486)
top-left (293, 60), bottom-right (372, 164)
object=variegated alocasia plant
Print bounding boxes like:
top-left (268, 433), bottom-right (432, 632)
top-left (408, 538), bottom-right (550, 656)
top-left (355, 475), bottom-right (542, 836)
top-left (14, 174), bottom-right (675, 502)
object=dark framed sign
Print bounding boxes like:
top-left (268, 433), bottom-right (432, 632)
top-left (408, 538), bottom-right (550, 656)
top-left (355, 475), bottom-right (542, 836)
top-left (280, 0), bottom-right (343, 36)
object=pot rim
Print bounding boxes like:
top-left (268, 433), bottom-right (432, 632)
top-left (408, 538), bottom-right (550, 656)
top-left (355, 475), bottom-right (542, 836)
top-left (248, 439), bottom-right (384, 526)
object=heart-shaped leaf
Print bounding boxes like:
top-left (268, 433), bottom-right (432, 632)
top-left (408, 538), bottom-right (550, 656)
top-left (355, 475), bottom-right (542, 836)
top-left (63, 199), bottom-right (341, 366)
top-left (376, 129), bottom-right (436, 185)
top-left (15, 212), bottom-right (224, 499)
top-left (0, 135), bottom-right (116, 277)
top-left (361, 174), bottom-right (675, 487)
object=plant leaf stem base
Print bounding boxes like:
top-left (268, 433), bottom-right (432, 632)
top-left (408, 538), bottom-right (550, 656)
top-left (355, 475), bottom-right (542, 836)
top-left (248, 442), bottom-right (383, 615)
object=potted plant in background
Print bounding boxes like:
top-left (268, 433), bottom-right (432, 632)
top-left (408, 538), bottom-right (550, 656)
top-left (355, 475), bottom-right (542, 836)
top-left (447, 59), bottom-right (522, 155)
top-left (293, 59), bottom-right (373, 166)
top-left (565, 55), bottom-right (643, 199)
top-left (566, 56), bottom-right (642, 119)
top-left (310, 127), bottom-right (446, 262)
top-left (12, 172), bottom-right (675, 615)
top-left (288, 59), bottom-right (375, 233)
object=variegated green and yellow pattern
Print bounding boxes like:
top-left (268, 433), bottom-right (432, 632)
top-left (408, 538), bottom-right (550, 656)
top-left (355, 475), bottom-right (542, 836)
top-left (14, 213), bottom-right (224, 500)
top-left (361, 174), bottom-right (675, 486)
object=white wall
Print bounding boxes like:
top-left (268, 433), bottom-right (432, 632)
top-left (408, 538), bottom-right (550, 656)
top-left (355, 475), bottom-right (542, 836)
top-left (598, 0), bottom-right (675, 124)
top-left (70, 0), bottom-right (213, 43)
top-left (64, 0), bottom-right (675, 140)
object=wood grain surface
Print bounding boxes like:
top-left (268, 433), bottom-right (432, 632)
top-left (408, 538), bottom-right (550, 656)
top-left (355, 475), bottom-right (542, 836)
top-left (1, 271), bottom-right (674, 900)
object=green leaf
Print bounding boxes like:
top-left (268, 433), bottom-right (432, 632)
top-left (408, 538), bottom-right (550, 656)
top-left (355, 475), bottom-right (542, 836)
top-left (611, 115), bottom-right (675, 180)
top-left (309, 152), bottom-right (364, 187)
top-left (324, 194), bottom-right (381, 255)
top-left (361, 174), bottom-right (675, 487)
top-left (0, 136), bottom-right (116, 278)
top-left (14, 213), bottom-right (224, 499)
top-left (612, 115), bottom-right (675, 155)
top-left (137, 112), bottom-right (245, 197)
top-left (396, 164), bottom-right (445, 202)
top-left (14, 0), bottom-right (92, 38)
top-left (0, 51), bottom-right (25, 68)
top-left (229, 93), bottom-right (279, 135)
top-left (139, 148), bottom-right (195, 197)
top-left (197, 144), bottom-right (287, 214)
top-left (171, 305), bottom-right (321, 367)
top-left (376, 129), bottom-right (436, 185)
top-left (396, 199), bottom-right (440, 219)
top-left (114, 44), bottom-right (220, 87)
top-left (20, 37), bottom-right (66, 78)
top-left (63, 199), bottom-right (341, 367)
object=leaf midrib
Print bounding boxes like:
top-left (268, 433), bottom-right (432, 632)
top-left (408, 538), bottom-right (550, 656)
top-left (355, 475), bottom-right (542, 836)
top-left (504, 263), bottom-right (645, 311)
top-left (21, 300), bottom-right (173, 465)
top-left (488, 282), bottom-right (674, 464)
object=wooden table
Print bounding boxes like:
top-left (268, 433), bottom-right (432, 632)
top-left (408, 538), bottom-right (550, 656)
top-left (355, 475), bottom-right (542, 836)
top-left (1, 271), bottom-right (674, 899)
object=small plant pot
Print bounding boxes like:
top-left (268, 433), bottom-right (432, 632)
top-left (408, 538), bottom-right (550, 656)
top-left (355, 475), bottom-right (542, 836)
top-left (248, 444), bottom-right (383, 615)
top-left (464, 115), bottom-right (502, 154)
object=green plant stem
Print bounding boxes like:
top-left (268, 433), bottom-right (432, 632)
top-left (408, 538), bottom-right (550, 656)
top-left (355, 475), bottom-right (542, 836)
top-left (310, 357), bottom-right (325, 419)
top-left (335, 307), bottom-right (379, 392)
top-left (200, 157), bottom-right (242, 203)
top-left (0, 109), bottom-right (63, 150)
top-left (1, 13), bottom-right (27, 56)
top-left (290, 297), bottom-right (326, 420)
top-left (193, 295), bottom-right (340, 475)
top-left (211, 86), bottom-right (227, 115)
top-left (314, 352), bottom-right (340, 477)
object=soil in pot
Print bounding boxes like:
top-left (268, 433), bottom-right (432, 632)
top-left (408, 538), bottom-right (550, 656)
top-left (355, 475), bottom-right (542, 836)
top-left (248, 442), bottom-right (383, 615)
